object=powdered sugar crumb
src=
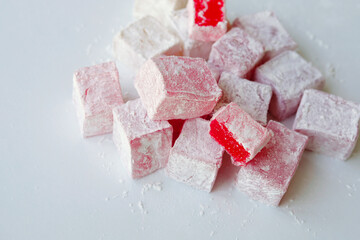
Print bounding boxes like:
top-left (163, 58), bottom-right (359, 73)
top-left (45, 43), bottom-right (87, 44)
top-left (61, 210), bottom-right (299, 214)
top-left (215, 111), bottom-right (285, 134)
top-left (138, 201), bottom-right (148, 214)
top-left (305, 31), bottom-right (330, 49)
top-left (141, 182), bottom-right (163, 195)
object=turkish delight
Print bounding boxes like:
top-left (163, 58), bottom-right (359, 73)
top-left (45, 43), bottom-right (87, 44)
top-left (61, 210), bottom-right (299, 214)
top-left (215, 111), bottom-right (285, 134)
top-left (135, 56), bottom-right (222, 120)
top-left (217, 72), bottom-right (272, 125)
top-left (254, 50), bottom-right (325, 121)
top-left (209, 102), bottom-right (273, 166)
top-left (187, 0), bottom-right (227, 41)
top-left (233, 11), bottom-right (297, 60)
top-left (113, 16), bottom-right (182, 70)
top-left (73, 62), bottom-right (124, 137)
top-left (208, 28), bottom-right (265, 79)
top-left (113, 99), bottom-right (173, 178)
top-left (236, 120), bottom-right (308, 206)
top-left (293, 89), bottom-right (360, 160)
top-left (166, 118), bottom-right (224, 192)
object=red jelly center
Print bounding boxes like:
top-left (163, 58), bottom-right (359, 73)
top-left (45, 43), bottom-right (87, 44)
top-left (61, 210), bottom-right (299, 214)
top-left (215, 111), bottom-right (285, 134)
top-left (209, 119), bottom-right (250, 165)
top-left (168, 119), bottom-right (186, 146)
top-left (194, 0), bottom-right (225, 27)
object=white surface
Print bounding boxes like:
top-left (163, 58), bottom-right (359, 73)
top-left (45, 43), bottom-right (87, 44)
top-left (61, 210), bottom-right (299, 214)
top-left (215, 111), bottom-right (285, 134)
top-left (1, 0), bottom-right (360, 239)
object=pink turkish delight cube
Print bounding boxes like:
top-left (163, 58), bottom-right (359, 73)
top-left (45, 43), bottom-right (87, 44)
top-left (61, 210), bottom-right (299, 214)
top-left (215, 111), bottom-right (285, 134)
top-left (135, 56), bottom-right (222, 120)
top-left (112, 99), bottom-right (173, 179)
top-left (236, 120), bottom-right (308, 206)
top-left (254, 51), bottom-right (325, 121)
top-left (166, 118), bottom-right (224, 192)
top-left (209, 102), bottom-right (273, 166)
top-left (293, 89), bottom-right (360, 160)
top-left (208, 28), bottom-right (265, 79)
top-left (113, 16), bottom-right (182, 70)
top-left (233, 11), bottom-right (297, 61)
top-left (73, 62), bottom-right (124, 138)
top-left (217, 72), bottom-right (272, 125)
top-left (169, 9), bottom-right (214, 60)
top-left (187, 0), bottom-right (228, 41)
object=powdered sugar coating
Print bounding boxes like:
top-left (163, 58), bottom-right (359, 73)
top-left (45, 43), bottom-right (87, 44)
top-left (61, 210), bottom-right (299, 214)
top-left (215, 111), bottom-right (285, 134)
top-left (73, 62), bottom-right (124, 137)
top-left (187, 0), bottom-right (227, 41)
top-left (113, 99), bottom-right (173, 179)
top-left (293, 89), bottom-right (360, 160)
top-left (217, 72), bottom-right (272, 125)
top-left (166, 118), bottom-right (224, 192)
top-left (233, 11), bottom-right (297, 60)
top-left (208, 28), bottom-right (265, 79)
top-left (210, 102), bottom-right (273, 166)
top-left (236, 121), bottom-right (308, 206)
top-left (133, 0), bottom-right (188, 27)
top-left (169, 9), bottom-right (214, 60)
top-left (135, 56), bottom-right (222, 120)
top-left (254, 50), bottom-right (325, 121)
top-left (113, 16), bottom-right (182, 70)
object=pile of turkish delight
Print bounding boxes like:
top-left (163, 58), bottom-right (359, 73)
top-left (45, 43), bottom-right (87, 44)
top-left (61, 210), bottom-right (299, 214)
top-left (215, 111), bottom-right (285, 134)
top-left (73, 0), bottom-right (360, 206)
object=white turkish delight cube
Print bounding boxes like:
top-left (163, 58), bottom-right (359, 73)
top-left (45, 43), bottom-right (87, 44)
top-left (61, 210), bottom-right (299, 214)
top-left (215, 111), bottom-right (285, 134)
top-left (166, 118), bottom-right (224, 192)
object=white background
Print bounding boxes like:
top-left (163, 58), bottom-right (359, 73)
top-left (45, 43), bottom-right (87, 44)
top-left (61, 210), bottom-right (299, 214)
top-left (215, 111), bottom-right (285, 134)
top-left (1, 0), bottom-right (360, 239)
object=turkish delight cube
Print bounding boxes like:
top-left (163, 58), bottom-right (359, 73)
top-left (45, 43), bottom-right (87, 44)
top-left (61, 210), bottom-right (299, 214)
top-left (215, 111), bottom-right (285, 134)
top-left (187, 0), bottom-right (228, 41)
top-left (254, 50), bottom-right (325, 121)
top-left (135, 56), bottom-right (222, 120)
top-left (236, 120), bottom-right (308, 206)
top-left (293, 89), bottom-right (360, 160)
top-left (233, 11), bottom-right (297, 61)
top-left (113, 99), bottom-right (173, 179)
top-left (217, 72), bottom-right (272, 125)
top-left (208, 28), bottom-right (265, 79)
top-left (166, 118), bottom-right (224, 192)
top-left (209, 102), bottom-right (273, 166)
top-left (73, 62), bottom-right (124, 137)
top-left (133, 0), bottom-right (188, 28)
top-left (169, 9), bottom-right (214, 60)
top-left (113, 16), bottom-right (182, 70)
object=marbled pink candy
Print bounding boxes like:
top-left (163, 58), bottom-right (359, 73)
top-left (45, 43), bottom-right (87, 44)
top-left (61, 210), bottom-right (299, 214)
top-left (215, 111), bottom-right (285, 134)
top-left (208, 28), bottom-right (265, 79)
top-left (112, 99), bottom-right (173, 179)
top-left (166, 118), bottom-right (224, 192)
top-left (233, 11), bottom-right (297, 61)
top-left (187, 0), bottom-right (227, 42)
top-left (209, 102), bottom-right (273, 166)
top-left (217, 72), bottom-right (272, 125)
top-left (293, 89), bottom-right (360, 161)
top-left (254, 50), bottom-right (325, 121)
top-left (73, 62), bottom-right (124, 138)
top-left (135, 56), bottom-right (222, 120)
top-left (236, 120), bottom-right (308, 206)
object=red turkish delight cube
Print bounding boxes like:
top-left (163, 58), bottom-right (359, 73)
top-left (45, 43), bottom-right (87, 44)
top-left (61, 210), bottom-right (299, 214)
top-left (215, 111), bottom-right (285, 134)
top-left (209, 102), bottom-right (273, 166)
top-left (187, 0), bottom-right (228, 41)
